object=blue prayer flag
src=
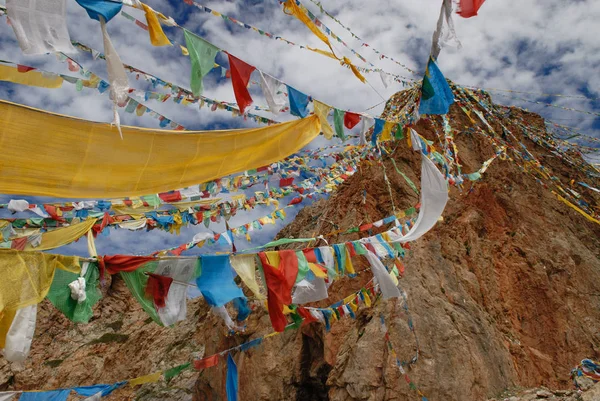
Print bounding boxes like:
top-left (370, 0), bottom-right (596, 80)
top-left (197, 255), bottom-right (244, 306)
top-left (19, 390), bottom-right (71, 401)
top-left (76, 0), bottom-right (123, 22)
top-left (226, 354), bottom-right (238, 401)
top-left (286, 85), bottom-right (310, 118)
top-left (419, 57), bottom-right (454, 115)
top-left (371, 118), bottom-right (385, 145)
top-left (74, 382), bottom-right (126, 397)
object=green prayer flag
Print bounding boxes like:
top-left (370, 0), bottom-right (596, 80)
top-left (184, 29), bottom-right (219, 96)
top-left (121, 261), bottom-right (163, 325)
top-left (141, 194), bottom-right (161, 208)
top-left (46, 262), bottom-right (102, 323)
top-left (295, 251), bottom-right (310, 284)
top-left (333, 109), bottom-right (345, 140)
top-left (394, 123), bottom-right (404, 140)
top-left (164, 362), bottom-right (191, 381)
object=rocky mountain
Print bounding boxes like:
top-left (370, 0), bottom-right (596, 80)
top-left (1, 88), bottom-right (599, 401)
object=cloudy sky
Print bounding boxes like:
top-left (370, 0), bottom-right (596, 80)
top-left (0, 0), bottom-right (598, 257)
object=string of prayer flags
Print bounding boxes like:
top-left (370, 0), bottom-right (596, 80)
top-left (281, 0), bottom-right (366, 84)
top-left (140, 2), bottom-right (172, 46)
top-left (184, 29), bottom-right (219, 96)
top-left (379, 314), bottom-right (429, 400)
top-left (419, 57), bottom-right (454, 115)
top-left (457, 0), bottom-right (487, 18)
top-left (305, 0), bottom-right (419, 77)
top-left (287, 85), bottom-right (310, 118)
top-left (6, 0), bottom-right (75, 55)
top-left (227, 53), bottom-right (256, 114)
top-left (282, 0), bottom-right (337, 57)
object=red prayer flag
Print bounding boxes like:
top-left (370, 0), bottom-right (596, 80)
top-left (259, 250), bottom-right (298, 332)
top-left (227, 53), bottom-right (256, 114)
top-left (279, 177), bottom-right (294, 187)
top-left (457, 0), bottom-right (486, 18)
top-left (10, 237), bottom-right (28, 251)
top-left (17, 65), bottom-right (36, 73)
top-left (344, 112), bottom-right (361, 129)
top-left (288, 197), bottom-right (302, 206)
top-left (93, 212), bottom-right (114, 237)
top-left (193, 354), bottom-right (219, 370)
top-left (98, 254), bottom-right (155, 281)
top-left (43, 204), bottom-right (65, 223)
top-left (159, 191), bottom-right (182, 203)
top-left (297, 307), bottom-right (317, 325)
top-left (145, 273), bottom-right (173, 309)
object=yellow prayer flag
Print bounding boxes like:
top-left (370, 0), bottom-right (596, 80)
top-left (141, 2), bottom-right (172, 46)
top-left (313, 100), bottom-right (334, 140)
top-left (381, 121), bottom-right (394, 141)
top-left (129, 371), bottom-right (162, 386)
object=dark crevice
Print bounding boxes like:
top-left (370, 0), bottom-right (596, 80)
top-left (295, 327), bottom-right (332, 401)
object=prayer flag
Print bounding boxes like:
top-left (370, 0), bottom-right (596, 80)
top-left (194, 354), bottom-right (219, 370)
top-left (419, 57), bottom-right (454, 115)
top-left (313, 100), bottom-right (334, 140)
top-left (333, 109), bottom-right (345, 140)
top-left (287, 85), bottom-right (310, 118)
top-left (227, 54), bottom-right (255, 114)
top-left (344, 112), bottom-right (361, 129)
top-left (196, 255), bottom-right (244, 307)
top-left (141, 2), bottom-right (171, 46)
top-left (76, 0), bottom-right (122, 22)
top-left (458, 0), bottom-right (486, 18)
top-left (6, 0), bottom-right (75, 55)
top-left (226, 355), bottom-right (238, 401)
top-left (184, 29), bottom-right (219, 95)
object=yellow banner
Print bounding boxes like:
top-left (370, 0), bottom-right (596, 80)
top-left (0, 250), bottom-right (80, 312)
top-left (0, 100), bottom-right (321, 198)
top-left (25, 219), bottom-right (96, 251)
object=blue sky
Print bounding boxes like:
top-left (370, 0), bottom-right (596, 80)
top-left (0, 0), bottom-right (598, 256)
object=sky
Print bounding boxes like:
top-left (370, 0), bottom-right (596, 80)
top-left (0, 0), bottom-right (598, 257)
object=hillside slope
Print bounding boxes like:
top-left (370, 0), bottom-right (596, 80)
top-left (1, 90), bottom-right (599, 401)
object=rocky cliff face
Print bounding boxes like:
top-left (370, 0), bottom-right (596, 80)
top-left (1, 91), bottom-right (599, 401)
